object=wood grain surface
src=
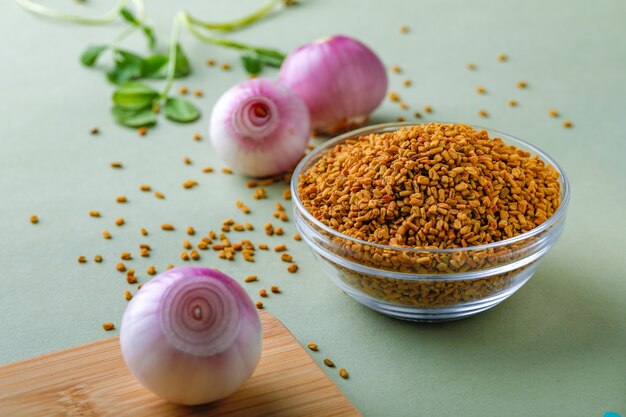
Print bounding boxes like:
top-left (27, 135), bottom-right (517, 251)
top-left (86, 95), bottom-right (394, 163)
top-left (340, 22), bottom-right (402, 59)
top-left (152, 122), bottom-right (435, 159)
top-left (0, 311), bottom-right (360, 417)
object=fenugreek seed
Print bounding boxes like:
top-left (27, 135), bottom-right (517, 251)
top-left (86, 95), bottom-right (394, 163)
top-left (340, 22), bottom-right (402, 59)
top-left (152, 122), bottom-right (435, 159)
top-left (283, 188), bottom-right (292, 200)
top-left (110, 162), bottom-right (122, 168)
top-left (517, 80), bottom-right (528, 89)
top-left (275, 226), bottom-right (284, 235)
top-left (259, 289), bottom-right (268, 297)
top-left (548, 109), bottom-right (559, 117)
top-left (182, 179), bottom-right (198, 189)
top-left (124, 290), bottom-right (132, 301)
top-left (139, 244), bottom-right (150, 250)
top-left (78, 256), bottom-right (87, 264)
top-left (399, 25), bottom-right (409, 33)
top-left (90, 127), bottom-right (100, 135)
top-left (274, 244), bottom-right (287, 252)
top-left (271, 286), bottom-right (280, 294)
top-left (137, 284), bottom-right (143, 290)
top-left (166, 264), bottom-right (174, 270)
top-left (202, 167), bottom-right (214, 173)
top-left (127, 275), bottom-right (137, 284)
top-left (30, 215), bottom-right (38, 224)
top-left (116, 262), bottom-right (126, 272)
top-left (563, 121), bottom-right (573, 128)
top-left (221, 225), bottom-right (231, 232)
top-left (182, 240), bottom-right (192, 250)
top-left (478, 109), bottom-right (489, 117)
top-left (180, 251), bottom-right (190, 261)
top-left (281, 253), bottom-right (293, 262)
top-left (140, 227), bottom-right (148, 236)
top-left (127, 269), bottom-right (135, 277)
top-left (102, 323), bottom-right (115, 331)
top-left (467, 62), bottom-right (476, 70)
top-left (244, 222), bottom-right (254, 230)
top-left (255, 301), bottom-right (264, 309)
top-left (89, 210), bottom-right (100, 217)
top-left (193, 89), bottom-right (203, 97)
top-left (140, 184), bottom-right (151, 192)
top-left (403, 79), bottom-right (412, 87)
top-left (116, 196), bottom-right (127, 203)
top-left (190, 250), bottom-right (200, 260)
top-left (233, 224), bottom-right (245, 232)
top-left (476, 86), bottom-right (486, 94)
top-left (246, 181), bottom-right (258, 188)
top-left (206, 59), bottom-right (216, 66)
top-left (397, 116), bottom-right (405, 122)
top-left (147, 265), bottom-right (156, 275)
top-left (94, 255), bottom-right (102, 263)
top-left (193, 132), bottom-right (202, 141)
top-left (399, 102), bottom-right (409, 110)
top-left (307, 342), bottom-right (318, 351)
top-left (183, 156), bottom-right (192, 165)
top-left (120, 252), bottom-right (132, 260)
top-left (414, 112), bottom-right (422, 118)
top-left (253, 188), bottom-right (267, 199)
top-left (197, 241), bottom-right (209, 250)
top-left (339, 368), bottom-right (349, 379)
top-left (323, 358), bottom-right (335, 367)
top-left (187, 226), bottom-right (195, 236)
top-left (161, 224), bottom-right (174, 231)
top-left (179, 86), bottom-right (189, 95)
top-left (102, 230), bottom-right (112, 239)
top-left (424, 104), bottom-right (433, 113)
top-left (221, 63), bottom-right (231, 71)
top-left (115, 218), bottom-right (125, 226)
top-left (140, 248), bottom-right (149, 257)
top-left (259, 243), bottom-right (269, 250)
top-left (498, 53), bottom-right (508, 62)
top-left (244, 275), bottom-right (258, 283)
top-left (154, 191), bottom-right (165, 199)
top-left (293, 233), bottom-right (302, 241)
top-left (138, 127), bottom-right (148, 136)
top-left (391, 65), bottom-right (402, 74)
top-left (222, 167), bottom-right (233, 174)
top-left (389, 91), bottom-right (400, 102)
top-left (287, 264), bottom-right (299, 273)
top-left (508, 99), bottom-right (518, 107)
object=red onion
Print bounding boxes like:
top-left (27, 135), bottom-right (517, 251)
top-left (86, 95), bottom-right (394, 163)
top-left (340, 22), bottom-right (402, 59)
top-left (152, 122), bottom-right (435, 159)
top-left (279, 35), bottom-right (388, 135)
top-left (209, 78), bottom-right (310, 177)
top-left (120, 266), bottom-right (262, 405)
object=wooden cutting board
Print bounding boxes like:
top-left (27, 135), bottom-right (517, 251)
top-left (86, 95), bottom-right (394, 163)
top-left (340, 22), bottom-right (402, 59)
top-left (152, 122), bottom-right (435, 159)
top-left (0, 311), bottom-right (360, 417)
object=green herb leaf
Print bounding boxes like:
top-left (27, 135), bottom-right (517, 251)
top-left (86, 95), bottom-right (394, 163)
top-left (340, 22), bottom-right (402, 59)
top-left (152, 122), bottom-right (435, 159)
top-left (112, 82), bottom-right (159, 110)
top-left (174, 44), bottom-right (191, 77)
top-left (119, 7), bottom-right (139, 26)
top-left (142, 54), bottom-right (169, 78)
top-left (164, 97), bottom-right (200, 123)
top-left (107, 49), bottom-right (145, 84)
top-left (241, 55), bottom-right (262, 75)
top-left (112, 105), bottom-right (158, 127)
top-left (142, 26), bottom-right (157, 50)
top-left (254, 49), bottom-right (285, 68)
top-left (81, 45), bottom-right (108, 67)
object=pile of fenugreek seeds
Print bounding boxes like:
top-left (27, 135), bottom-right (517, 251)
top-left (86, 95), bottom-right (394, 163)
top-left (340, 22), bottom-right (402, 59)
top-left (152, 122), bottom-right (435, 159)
top-left (298, 123), bottom-right (561, 307)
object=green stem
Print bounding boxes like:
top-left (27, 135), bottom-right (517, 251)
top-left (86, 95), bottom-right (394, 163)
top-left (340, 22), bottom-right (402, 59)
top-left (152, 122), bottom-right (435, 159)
top-left (159, 13), bottom-right (183, 99)
top-left (185, 0), bottom-right (281, 32)
top-left (15, 0), bottom-right (130, 25)
top-left (182, 13), bottom-right (286, 59)
top-left (110, 25), bottom-right (139, 52)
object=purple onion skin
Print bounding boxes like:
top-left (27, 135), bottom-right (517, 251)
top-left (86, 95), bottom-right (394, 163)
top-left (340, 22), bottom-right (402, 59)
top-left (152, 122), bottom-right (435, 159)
top-left (120, 266), bottom-right (262, 405)
top-left (279, 35), bottom-right (388, 132)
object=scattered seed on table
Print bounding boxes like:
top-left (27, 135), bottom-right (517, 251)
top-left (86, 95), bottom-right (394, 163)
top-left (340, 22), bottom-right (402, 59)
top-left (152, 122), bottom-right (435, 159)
top-left (222, 167), bottom-right (233, 174)
top-left (193, 132), bottom-right (202, 141)
top-left (77, 256), bottom-right (87, 264)
top-left (154, 191), bottom-right (165, 199)
top-left (307, 342), bottom-right (318, 351)
top-left (115, 218), bottom-right (125, 226)
top-left (259, 289), bottom-right (268, 297)
top-left (182, 240), bottom-right (192, 250)
top-left (140, 227), bottom-right (148, 236)
top-left (90, 127), bottom-right (100, 135)
top-left (498, 53), bottom-right (508, 62)
top-left (110, 162), bottom-right (122, 168)
top-left (414, 111), bottom-right (422, 119)
top-left (253, 188), bottom-right (267, 199)
top-left (166, 264), bottom-right (174, 270)
top-left (124, 290), bottom-right (132, 301)
top-left (120, 252), bottom-right (132, 260)
top-left (147, 265), bottom-right (156, 275)
top-left (180, 252), bottom-right (190, 261)
top-left (271, 286), bottom-right (281, 294)
top-left (403, 79), bottom-right (412, 87)
top-left (466, 62), bottom-right (476, 70)
top-left (281, 253), bottom-right (293, 262)
top-left (307, 142), bottom-right (316, 149)
top-left (247, 181), bottom-right (258, 188)
top-left (116, 196), bottom-right (127, 203)
top-left (221, 63), bottom-right (231, 71)
top-left (287, 264), bottom-right (299, 273)
top-left (476, 86), bottom-right (486, 94)
top-left (193, 89), bottom-right (203, 97)
top-left (140, 248), bottom-right (150, 257)
top-left (391, 65), bottom-right (402, 74)
top-left (127, 275), bottom-right (138, 284)
top-left (138, 127), bottom-right (148, 136)
top-left (398, 102), bottom-right (409, 110)
top-left (236, 201), bottom-right (251, 214)
top-left (186, 226), bottom-right (195, 236)
top-left (233, 224), bottom-right (245, 232)
top-left (548, 108), bottom-right (559, 117)
top-left (190, 250), bottom-right (200, 260)
top-left (389, 91), bottom-right (400, 102)
top-left (197, 241), bottom-right (209, 250)
top-left (323, 358), bottom-right (335, 367)
top-left (182, 179), bottom-right (198, 189)
top-left (399, 25), bottom-right (409, 33)
top-left (89, 210), bottom-right (100, 218)
top-left (137, 284), bottom-right (143, 290)
top-left (206, 59), bottom-right (216, 66)
top-left (94, 255), bottom-right (102, 263)
top-left (102, 323), bottom-right (115, 331)
top-left (339, 368), bottom-right (349, 379)
top-left (424, 104), bottom-right (433, 113)
top-left (244, 275), bottom-right (258, 283)
top-left (508, 99), bottom-right (518, 107)
top-left (478, 109), bottom-right (489, 117)
top-left (244, 222), bottom-right (254, 231)
top-left (563, 121), bottom-right (573, 128)
top-left (275, 226), bottom-right (284, 235)
top-left (30, 215), bottom-right (38, 224)
top-left (179, 86), bottom-right (189, 95)
top-left (396, 116), bottom-right (405, 122)
top-left (102, 230), bottom-right (112, 239)
top-left (293, 233), bottom-right (301, 241)
top-left (517, 80), bottom-right (528, 89)
top-left (255, 301), bottom-right (264, 309)
top-left (161, 224), bottom-right (174, 231)
top-left (116, 262), bottom-right (126, 272)
top-left (183, 156), bottom-right (192, 165)
top-left (140, 185), bottom-right (151, 192)
top-left (202, 166), bottom-right (214, 173)
top-left (283, 188), bottom-right (292, 200)
top-left (259, 244), bottom-right (269, 250)
top-left (274, 244), bottom-right (287, 252)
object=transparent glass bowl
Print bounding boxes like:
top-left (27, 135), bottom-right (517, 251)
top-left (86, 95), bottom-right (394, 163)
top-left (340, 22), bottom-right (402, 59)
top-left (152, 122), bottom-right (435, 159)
top-left (291, 123), bottom-right (570, 321)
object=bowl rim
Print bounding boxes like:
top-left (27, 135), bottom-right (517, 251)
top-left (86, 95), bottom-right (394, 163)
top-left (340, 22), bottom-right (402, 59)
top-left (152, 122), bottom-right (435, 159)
top-left (290, 121), bottom-right (571, 254)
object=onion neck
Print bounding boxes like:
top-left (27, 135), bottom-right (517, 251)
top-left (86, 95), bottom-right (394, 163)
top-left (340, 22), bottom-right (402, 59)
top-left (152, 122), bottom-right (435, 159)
top-left (159, 276), bottom-right (241, 357)
top-left (232, 96), bottom-right (280, 141)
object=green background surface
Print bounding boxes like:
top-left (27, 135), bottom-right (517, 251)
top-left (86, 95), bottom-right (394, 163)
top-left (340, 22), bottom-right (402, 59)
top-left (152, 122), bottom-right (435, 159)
top-left (1, 0), bottom-right (625, 416)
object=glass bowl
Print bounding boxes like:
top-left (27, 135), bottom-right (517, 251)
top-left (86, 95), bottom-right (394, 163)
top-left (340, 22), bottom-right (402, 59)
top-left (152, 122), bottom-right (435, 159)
top-left (290, 122), bottom-right (570, 321)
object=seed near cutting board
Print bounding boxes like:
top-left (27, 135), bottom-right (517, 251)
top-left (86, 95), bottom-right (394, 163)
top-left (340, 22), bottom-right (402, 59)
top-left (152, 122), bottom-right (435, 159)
top-left (0, 311), bottom-right (360, 417)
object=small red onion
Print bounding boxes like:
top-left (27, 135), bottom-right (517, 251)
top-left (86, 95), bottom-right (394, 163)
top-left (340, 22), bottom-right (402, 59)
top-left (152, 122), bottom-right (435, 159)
top-left (279, 35), bottom-right (388, 135)
top-left (209, 78), bottom-right (310, 177)
top-left (120, 266), bottom-right (262, 405)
